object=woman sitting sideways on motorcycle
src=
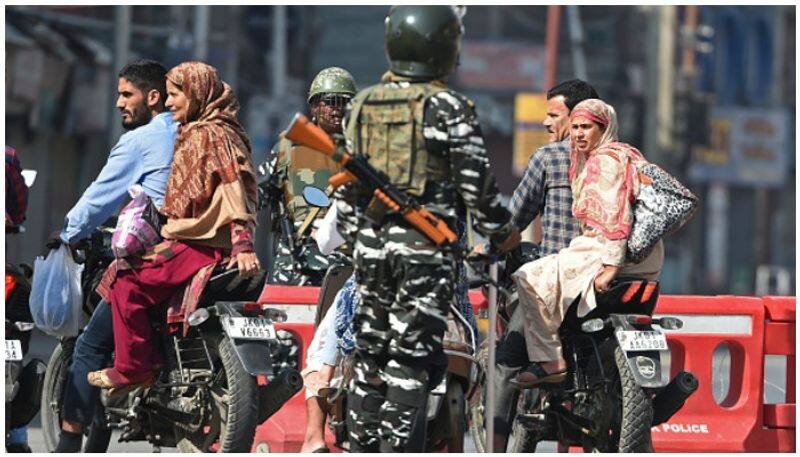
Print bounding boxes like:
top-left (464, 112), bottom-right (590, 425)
top-left (512, 99), bottom-right (664, 388)
top-left (88, 61), bottom-right (260, 392)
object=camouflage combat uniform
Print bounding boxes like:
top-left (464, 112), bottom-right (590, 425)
top-left (268, 135), bottom-right (341, 286)
top-left (335, 73), bottom-right (513, 451)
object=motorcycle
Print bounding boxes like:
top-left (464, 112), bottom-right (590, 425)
top-left (5, 230), bottom-right (46, 451)
top-left (41, 177), bottom-right (304, 452)
top-left (468, 243), bottom-right (698, 452)
top-left (5, 169), bottom-right (46, 452)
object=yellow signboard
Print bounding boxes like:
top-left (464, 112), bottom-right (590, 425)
top-left (513, 93), bottom-right (549, 176)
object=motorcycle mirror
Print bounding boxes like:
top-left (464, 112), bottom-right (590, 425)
top-left (302, 186), bottom-right (330, 208)
top-left (21, 169), bottom-right (37, 187)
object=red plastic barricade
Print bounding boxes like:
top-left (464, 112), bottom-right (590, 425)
top-left (760, 296), bottom-right (796, 446)
top-left (250, 287), bottom-right (795, 453)
top-left (250, 285), bottom-right (488, 452)
top-left (650, 295), bottom-right (796, 452)
top-left (251, 285), bottom-right (321, 453)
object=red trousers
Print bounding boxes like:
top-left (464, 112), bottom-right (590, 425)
top-left (109, 243), bottom-right (222, 376)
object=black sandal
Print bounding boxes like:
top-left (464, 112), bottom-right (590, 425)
top-left (511, 362), bottom-right (567, 389)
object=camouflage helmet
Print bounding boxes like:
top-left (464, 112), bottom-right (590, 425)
top-left (307, 67), bottom-right (357, 103)
top-left (384, 5), bottom-right (464, 79)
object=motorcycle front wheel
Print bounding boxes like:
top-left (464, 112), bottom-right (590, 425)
top-left (41, 341), bottom-right (112, 453)
top-left (175, 334), bottom-right (259, 453)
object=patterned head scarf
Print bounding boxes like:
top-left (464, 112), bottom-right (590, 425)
top-left (160, 62), bottom-right (258, 222)
top-left (568, 99), bottom-right (618, 171)
top-left (568, 99), bottom-right (645, 240)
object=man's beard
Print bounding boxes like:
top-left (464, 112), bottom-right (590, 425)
top-left (317, 113), bottom-right (343, 134)
top-left (121, 105), bottom-right (152, 130)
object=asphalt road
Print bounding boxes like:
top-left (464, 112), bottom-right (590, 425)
top-left (19, 329), bottom-right (788, 453)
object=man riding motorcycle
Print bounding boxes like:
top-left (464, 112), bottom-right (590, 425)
top-left (267, 67), bottom-right (356, 287)
top-left (264, 66), bottom-right (358, 452)
top-left (51, 59), bottom-right (178, 452)
top-left (6, 145), bottom-right (40, 453)
top-left (489, 79), bottom-right (600, 452)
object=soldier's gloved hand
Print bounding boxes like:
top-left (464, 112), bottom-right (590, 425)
top-left (495, 227), bottom-right (521, 253)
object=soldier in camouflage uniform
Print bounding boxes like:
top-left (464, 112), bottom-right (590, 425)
top-left (334, 6), bottom-right (521, 451)
top-left (268, 67), bottom-right (357, 285)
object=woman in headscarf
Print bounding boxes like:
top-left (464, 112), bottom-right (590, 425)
top-left (512, 99), bottom-right (664, 388)
top-left (88, 62), bottom-right (260, 391)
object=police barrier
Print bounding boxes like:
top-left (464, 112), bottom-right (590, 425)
top-left (249, 288), bottom-right (795, 453)
top-left (251, 285), bottom-right (322, 453)
top-left (649, 295), bottom-right (795, 452)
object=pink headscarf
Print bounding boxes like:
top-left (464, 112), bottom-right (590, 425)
top-left (568, 99), bottom-right (645, 240)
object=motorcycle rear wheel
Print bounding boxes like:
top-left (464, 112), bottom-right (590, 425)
top-left (175, 335), bottom-right (259, 453)
top-left (590, 345), bottom-right (654, 452)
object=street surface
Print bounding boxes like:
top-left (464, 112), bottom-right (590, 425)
top-left (23, 328), bottom-right (787, 453)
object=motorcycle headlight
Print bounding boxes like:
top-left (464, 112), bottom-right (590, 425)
top-left (581, 318), bottom-right (605, 333)
top-left (187, 308), bottom-right (210, 327)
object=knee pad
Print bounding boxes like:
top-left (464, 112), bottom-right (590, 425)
top-left (349, 388), bottom-right (385, 413)
top-left (385, 384), bottom-right (427, 409)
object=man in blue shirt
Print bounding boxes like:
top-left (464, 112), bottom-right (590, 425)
top-left (54, 60), bottom-right (177, 452)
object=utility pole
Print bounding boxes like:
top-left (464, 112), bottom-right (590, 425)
top-left (675, 5), bottom-right (698, 171)
top-left (272, 5), bottom-right (287, 97)
top-left (193, 5), bottom-right (211, 61)
top-left (488, 7), bottom-right (502, 39)
top-left (566, 5), bottom-right (587, 80)
top-left (644, 6), bottom-right (677, 165)
top-left (544, 6), bottom-right (562, 90)
top-left (259, 5), bottom-right (288, 272)
top-left (109, 5), bottom-right (131, 148)
top-left (225, 6), bottom-right (241, 89)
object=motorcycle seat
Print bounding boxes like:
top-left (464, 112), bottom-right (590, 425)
top-left (202, 267), bottom-right (267, 304)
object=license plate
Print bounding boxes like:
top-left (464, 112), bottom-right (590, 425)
top-left (616, 330), bottom-right (668, 351)
top-left (5, 340), bottom-right (23, 361)
top-left (222, 317), bottom-right (276, 340)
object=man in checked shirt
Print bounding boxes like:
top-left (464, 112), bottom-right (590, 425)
top-left (489, 79), bottom-right (599, 452)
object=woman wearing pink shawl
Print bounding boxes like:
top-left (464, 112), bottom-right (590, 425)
top-left (512, 99), bottom-right (664, 387)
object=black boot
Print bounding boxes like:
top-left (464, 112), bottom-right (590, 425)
top-left (6, 442), bottom-right (32, 453)
top-left (54, 430), bottom-right (83, 453)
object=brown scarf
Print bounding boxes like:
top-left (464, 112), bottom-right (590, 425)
top-left (160, 61), bottom-right (258, 242)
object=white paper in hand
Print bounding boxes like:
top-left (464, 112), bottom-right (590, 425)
top-left (314, 202), bottom-right (345, 255)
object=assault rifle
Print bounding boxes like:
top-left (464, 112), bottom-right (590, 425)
top-left (285, 113), bottom-right (457, 246)
top-left (257, 158), bottom-right (297, 253)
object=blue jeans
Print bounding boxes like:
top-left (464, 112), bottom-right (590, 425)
top-left (7, 427), bottom-right (27, 445)
top-left (61, 300), bottom-right (113, 426)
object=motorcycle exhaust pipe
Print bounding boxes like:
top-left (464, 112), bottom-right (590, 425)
top-left (652, 371), bottom-right (698, 426)
top-left (257, 368), bottom-right (304, 423)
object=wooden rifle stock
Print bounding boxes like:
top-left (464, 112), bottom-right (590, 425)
top-left (329, 171), bottom-right (358, 188)
top-left (285, 113), bottom-right (337, 155)
top-left (285, 113), bottom-right (457, 246)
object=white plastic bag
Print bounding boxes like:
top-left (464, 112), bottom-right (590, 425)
top-left (29, 244), bottom-right (85, 337)
top-left (314, 202), bottom-right (345, 255)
